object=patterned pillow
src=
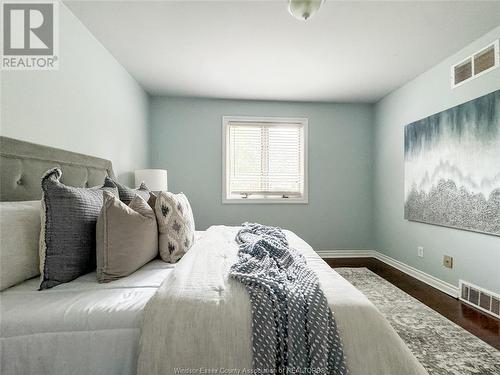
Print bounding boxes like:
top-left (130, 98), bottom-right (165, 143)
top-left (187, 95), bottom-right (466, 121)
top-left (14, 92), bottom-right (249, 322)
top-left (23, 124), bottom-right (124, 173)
top-left (39, 168), bottom-right (118, 289)
top-left (105, 176), bottom-right (150, 205)
top-left (155, 192), bottom-right (195, 263)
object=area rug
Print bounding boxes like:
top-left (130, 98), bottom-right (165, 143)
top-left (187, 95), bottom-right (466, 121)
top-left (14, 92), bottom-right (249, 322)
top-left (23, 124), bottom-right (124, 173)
top-left (335, 267), bottom-right (500, 375)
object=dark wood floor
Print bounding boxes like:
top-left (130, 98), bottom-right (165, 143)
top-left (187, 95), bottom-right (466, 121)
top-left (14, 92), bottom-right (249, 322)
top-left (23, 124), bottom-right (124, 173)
top-left (326, 257), bottom-right (500, 350)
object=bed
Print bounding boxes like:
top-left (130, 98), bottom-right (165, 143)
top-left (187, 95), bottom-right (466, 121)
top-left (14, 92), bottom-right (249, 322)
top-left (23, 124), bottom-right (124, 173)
top-left (1, 260), bottom-right (175, 375)
top-left (0, 136), bottom-right (427, 375)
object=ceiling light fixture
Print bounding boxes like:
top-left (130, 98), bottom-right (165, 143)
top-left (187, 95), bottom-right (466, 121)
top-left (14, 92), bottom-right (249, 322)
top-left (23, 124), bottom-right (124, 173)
top-left (287, 0), bottom-right (325, 21)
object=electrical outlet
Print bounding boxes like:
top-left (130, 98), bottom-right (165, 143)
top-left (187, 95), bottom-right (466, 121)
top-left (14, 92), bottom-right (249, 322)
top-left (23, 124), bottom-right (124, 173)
top-left (443, 255), bottom-right (453, 269)
top-left (417, 246), bottom-right (424, 258)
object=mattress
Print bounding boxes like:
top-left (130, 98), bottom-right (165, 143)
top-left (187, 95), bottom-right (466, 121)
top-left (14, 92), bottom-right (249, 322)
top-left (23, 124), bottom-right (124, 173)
top-left (0, 259), bottom-right (176, 375)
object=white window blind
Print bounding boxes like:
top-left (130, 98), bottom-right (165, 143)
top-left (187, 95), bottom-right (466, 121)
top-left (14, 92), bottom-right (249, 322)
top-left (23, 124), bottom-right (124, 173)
top-left (223, 117), bottom-right (307, 203)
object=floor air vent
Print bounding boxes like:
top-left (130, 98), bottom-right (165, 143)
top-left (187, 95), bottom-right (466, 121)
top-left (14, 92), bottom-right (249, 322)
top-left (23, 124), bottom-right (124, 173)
top-left (459, 280), bottom-right (500, 319)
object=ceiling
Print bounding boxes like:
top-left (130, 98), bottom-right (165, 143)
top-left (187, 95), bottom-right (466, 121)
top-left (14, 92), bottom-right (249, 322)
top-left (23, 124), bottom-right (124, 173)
top-left (65, 1), bottom-right (500, 103)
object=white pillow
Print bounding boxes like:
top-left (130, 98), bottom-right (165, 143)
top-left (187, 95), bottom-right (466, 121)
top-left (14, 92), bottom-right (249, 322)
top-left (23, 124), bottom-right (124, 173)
top-left (0, 201), bottom-right (41, 291)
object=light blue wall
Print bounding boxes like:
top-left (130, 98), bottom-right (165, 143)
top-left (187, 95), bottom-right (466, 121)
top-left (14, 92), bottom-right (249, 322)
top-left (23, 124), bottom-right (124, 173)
top-left (0, 4), bottom-right (150, 185)
top-left (374, 27), bottom-right (500, 293)
top-left (2, 3), bottom-right (497, 292)
top-left (151, 97), bottom-right (374, 251)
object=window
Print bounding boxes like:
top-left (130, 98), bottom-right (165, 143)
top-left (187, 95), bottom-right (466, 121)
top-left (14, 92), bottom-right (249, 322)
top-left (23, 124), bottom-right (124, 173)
top-left (451, 40), bottom-right (499, 88)
top-left (223, 116), bottom-right (308, 203)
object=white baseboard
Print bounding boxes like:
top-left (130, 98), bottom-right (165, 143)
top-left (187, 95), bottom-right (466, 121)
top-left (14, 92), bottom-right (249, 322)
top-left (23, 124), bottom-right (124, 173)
top-left (316, 249), bottom-right (375, 258)
top-left (317, 249), bottom-right (459, 298)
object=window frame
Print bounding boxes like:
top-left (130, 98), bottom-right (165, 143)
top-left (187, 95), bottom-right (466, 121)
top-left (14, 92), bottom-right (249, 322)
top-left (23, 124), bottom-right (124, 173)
top-left (222, 116), bottom-right (308, 204)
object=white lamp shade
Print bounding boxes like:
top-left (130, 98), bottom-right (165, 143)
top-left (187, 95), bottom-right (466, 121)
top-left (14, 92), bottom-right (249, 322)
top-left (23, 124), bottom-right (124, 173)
top-left (135, 169), bottom-right (168, 191)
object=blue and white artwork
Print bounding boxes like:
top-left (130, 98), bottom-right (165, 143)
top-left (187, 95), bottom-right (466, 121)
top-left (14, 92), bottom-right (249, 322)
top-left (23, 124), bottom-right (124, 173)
top-left (404, 90), bottom-right (500, 236)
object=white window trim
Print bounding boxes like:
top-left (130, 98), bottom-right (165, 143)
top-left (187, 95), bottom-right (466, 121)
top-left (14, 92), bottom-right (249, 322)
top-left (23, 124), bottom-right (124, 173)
top-left (451, 39), bottom-right (499, 89)
top-left (222, 116), bottom-right (308, 204)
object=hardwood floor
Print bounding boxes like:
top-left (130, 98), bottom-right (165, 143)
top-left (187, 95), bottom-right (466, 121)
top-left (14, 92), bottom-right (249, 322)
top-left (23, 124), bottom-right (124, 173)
top-left (326, 257), bottom-right (500, 350)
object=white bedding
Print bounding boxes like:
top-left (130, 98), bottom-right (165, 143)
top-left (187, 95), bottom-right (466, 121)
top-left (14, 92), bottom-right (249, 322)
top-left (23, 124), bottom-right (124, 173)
top-left (0, 259), bottom-right (176, 375)
top-left (2, 228), bottom-right (427, 375)
top-left (138, 226), bottom-right (427, 375)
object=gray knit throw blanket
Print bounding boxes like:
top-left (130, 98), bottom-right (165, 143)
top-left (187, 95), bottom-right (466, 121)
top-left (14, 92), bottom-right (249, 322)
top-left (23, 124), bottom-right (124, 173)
top-left (230, 223), bottom-right (348, 375)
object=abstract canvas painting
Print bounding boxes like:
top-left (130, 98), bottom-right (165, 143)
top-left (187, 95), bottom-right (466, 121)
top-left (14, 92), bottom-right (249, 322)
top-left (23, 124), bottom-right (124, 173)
top-left (404, 90), bottom-right (500, 236)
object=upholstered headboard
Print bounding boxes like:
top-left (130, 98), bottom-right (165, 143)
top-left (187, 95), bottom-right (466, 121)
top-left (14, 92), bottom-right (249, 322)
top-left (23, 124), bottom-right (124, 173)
top-left (0, 136), bottom-right (115, 202)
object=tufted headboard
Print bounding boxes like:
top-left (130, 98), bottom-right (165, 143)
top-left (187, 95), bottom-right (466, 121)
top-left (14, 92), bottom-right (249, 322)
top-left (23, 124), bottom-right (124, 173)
top-left (0, 136), bottom-right (115, 202)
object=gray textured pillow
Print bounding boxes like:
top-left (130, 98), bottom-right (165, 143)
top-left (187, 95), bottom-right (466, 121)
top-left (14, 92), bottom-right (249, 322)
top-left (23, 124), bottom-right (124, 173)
top-left (0, 201), bottom-right (41, 291)
top-left (155, 191), bottom-right (195, 263)
top-left (105, 176), bottom-right (150, 205)
top-left (96, 191), bottom-right (158, 283)
top-left (39, 168), bottom-right (118, 289)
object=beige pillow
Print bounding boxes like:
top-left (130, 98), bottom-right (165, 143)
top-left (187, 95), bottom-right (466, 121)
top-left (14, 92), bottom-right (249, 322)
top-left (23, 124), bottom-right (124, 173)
top-left (96, 191), bottom-right (158, 283)
top-left (155, 191), bottom-right (195, 263)
top-left (0, 201), bottom-right (41, 291)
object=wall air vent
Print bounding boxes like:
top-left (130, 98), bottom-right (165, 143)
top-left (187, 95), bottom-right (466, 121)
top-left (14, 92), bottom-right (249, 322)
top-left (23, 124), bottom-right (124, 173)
top-left (459, 280), bottom-right (500, 319)
top-left (451, 40), bottom-right (499, 88)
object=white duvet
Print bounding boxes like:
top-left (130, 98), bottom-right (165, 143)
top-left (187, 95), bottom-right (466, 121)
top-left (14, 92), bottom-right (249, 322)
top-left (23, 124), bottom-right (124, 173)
top-left (0, 260), bottom-right (176, 375)
top-left (138, 226), bottom-right (428, 375)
